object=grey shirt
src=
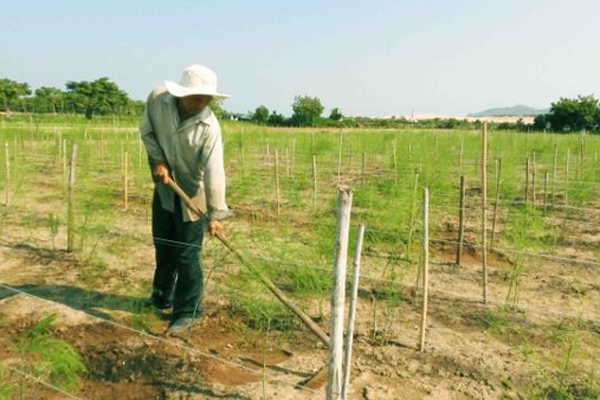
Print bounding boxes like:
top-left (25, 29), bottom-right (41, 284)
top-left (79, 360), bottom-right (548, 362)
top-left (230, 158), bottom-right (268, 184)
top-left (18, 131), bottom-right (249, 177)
top-left (139, 87), bottom-right (231, 222)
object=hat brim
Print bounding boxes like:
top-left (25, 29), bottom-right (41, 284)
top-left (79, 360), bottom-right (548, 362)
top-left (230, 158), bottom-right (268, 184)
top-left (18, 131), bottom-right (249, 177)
top-left (164, 81), bottom-right (229, 99)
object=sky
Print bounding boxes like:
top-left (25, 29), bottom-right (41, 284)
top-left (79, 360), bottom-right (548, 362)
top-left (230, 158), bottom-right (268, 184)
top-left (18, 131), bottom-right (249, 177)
top-left (1, 0), bottom-right (599, 117)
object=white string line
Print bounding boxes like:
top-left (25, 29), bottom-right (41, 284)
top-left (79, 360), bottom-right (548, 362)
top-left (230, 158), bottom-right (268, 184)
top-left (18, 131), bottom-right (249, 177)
top-left (430, 238), bottom-right (600, 267)
top-left (0, 364), bottom-right (85, 400)
top-left (0, 283), bottom-right (322, 396)
top-left (2, 200), bottom-right (597, 271)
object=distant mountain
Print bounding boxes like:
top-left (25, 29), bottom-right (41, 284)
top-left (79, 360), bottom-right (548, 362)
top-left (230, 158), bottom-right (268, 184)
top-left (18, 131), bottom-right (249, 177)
top-left (467, 105), bottom-right (549, 117)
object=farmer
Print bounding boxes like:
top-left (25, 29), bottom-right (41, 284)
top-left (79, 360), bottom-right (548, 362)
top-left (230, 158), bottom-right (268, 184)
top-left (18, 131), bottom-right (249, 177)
top-left (139, 64), bottom-right (232, 335)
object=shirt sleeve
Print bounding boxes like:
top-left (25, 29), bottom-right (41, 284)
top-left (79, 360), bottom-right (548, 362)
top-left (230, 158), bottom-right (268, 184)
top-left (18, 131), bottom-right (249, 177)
top-left (139, 92), bottom-right (168, 165)
top-left (201, 120), bottom-right (233, 221)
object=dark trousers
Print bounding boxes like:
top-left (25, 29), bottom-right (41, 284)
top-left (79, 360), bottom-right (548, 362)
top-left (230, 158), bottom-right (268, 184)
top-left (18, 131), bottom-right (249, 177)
top-left (151, 190), bottom-right (205, 320)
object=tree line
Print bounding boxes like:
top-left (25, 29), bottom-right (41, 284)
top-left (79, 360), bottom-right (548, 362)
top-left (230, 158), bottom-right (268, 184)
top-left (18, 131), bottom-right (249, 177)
top-left (0, 77), bottom-right (144, 119)
top-left (1, 77), bottom-right (599, 133)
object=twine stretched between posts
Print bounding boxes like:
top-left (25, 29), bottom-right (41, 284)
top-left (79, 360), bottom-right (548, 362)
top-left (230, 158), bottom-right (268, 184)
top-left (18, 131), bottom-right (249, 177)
top-left (164, 177), bottom-right (330, 346)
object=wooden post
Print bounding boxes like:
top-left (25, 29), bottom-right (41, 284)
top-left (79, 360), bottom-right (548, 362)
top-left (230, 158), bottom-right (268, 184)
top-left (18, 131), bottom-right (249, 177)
top-left (490, 158), bottom-right (502, 249)
top-left (552, 144), bottom-right (558, 205)
top-left (531, 151), bottom-right (536, 207)
top-left (341, 224), bottom-right (365, 400)
top-left (565, 149), bottom-right (570, 206)
top-left (60, 138), bottom-right (66, 181)
top-left (275, 149), bottom-right (281, 216)
top-left (419, 188), bottom-right (429, 351)
top-left (123, 151), bottom-right (129, 210)
top-left (312, 155), bottom-right (317, 210)
top-left (456, 175), bottom-right (466, 266)
top-left (327, 187), bottom-right (353, 400)
top-left (67, 142), bottom-right (78, 252)
top-left (361, 152), bottom-right (366, 186)
top-left (337, 131), bottom-right (343, 182)
top-left (481, 122), bottom-right (488, 304)
top-left (407, 172), bottom-right (420, 256)
top-left (4, 143), bottom-right (9, 206)
top-left (525, 158), bottom-right (530, 205)
top-left (543, 170), bottom-right (549, 215)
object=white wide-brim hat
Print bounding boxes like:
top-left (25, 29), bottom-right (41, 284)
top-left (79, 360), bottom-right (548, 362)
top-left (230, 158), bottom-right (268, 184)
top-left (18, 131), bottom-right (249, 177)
top-left (164, 64), bottom-right (229, 98)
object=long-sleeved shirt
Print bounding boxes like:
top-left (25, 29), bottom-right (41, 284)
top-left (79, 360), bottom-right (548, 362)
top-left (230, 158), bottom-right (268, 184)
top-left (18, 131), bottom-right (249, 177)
top-left (139, 86), bottom-right (231, 222)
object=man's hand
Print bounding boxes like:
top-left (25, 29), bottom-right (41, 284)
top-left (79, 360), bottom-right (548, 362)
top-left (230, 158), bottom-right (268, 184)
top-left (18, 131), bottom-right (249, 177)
top-left (153, 162), bottom-right (170, 185)
top-left (207, 220), bottom-right (224, 236)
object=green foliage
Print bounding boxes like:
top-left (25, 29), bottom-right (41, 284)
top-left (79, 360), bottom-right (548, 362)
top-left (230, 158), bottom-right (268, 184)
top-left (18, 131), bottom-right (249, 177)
top-left (17, 314), bottom-right (87, 393)
top-left (65, 77), bottom-right (130, 119)
top-left (329, 107), bottom-right (343, 121)
top-left (291, 95), bottom-right (324, 126)
top-left (544, 95), bottom-right (600, 133)
top-left (252, 105), bottom-right (270, 125)
top-left (34, 87), bottom-right (65, 114)
top-left (0, 78), bottom-right (31, 112)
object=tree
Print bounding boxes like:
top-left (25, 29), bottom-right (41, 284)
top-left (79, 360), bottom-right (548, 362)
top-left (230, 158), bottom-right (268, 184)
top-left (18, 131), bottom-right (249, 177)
top-left (0, 78), bottom-right (31, 112)
top-left (65, 77), bottom-right (129, 119)
top-left (329, 107), bottom-right (343, 121)
top-left (268, 111), bottom-right (287, 126)
top-left (33, 87), bottom-right (65, 114)
top-left (546, 95), bottom-right (600, 132)
top-left (252, 105), bottom-right (269, 125)
top-left (291, 95), bottom-right (324, 126)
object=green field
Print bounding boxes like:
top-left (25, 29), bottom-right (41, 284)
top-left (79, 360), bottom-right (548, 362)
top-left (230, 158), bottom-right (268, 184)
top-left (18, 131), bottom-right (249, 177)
top-left (1, 116), bottom-right (599, 398)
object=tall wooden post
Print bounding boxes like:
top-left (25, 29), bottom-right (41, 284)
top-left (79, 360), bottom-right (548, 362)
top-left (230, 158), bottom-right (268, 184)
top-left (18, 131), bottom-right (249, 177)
top-left (327, 187), bottom-right (353, 400)
top-left (481, 123), bottom-right (488, 304)
top-left (456, 176), bottom-right (466, 265)
top-left (419, 188), bottom-right (429, 351)
top-left (67, 142), bottom-right (78, 252)
top-left (341, 224), bottom-right (365, 400)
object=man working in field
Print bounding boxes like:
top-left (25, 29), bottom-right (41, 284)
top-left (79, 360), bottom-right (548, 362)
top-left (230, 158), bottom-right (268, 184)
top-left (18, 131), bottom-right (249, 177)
top-left (139, 64), bottom-right (232, 335)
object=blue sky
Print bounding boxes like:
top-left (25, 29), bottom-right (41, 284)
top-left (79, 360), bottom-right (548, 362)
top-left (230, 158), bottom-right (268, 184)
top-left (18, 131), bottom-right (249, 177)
top-left (1, 0), bottom-right (598, 117)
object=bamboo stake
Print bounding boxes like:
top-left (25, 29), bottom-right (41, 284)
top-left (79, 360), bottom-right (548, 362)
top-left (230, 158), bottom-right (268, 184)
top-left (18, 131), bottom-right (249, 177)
top-left (565, 149), bottom-right (570, 206)
top-left (62, 138), bottom-right (67, 183)
top-left (456, 175), bottom-right (466, 266)
top-left (532, 151), bottom-right (536, 207)
top-left (361, 152), bottom-right (366, 186)
top-left (312, 155), bottom-right (317, 210)
top-left (341, 224), bottom-right (365, 400)
top-left (327, 187), bottom-right (353, 400)
top-left (419, 188), bottom-right (429, 351)
top-left (275, 149), bottom-right (281, 216)
top-left (67, 142), bottom-right (78, 252)
top-left (543, 170), bottom-right (549, 215)
top-left (481, 122), bottom-right (488, 304)
top-left (337, 131), bottom-right (343, 182)
top-left (459, 139), bottom-right (464, 174)
top-left (490, 158), bottom-right (502, 249)
top-left (4, 143), bottom-right (9, 206)
top-left (123, 151), bottom-right (129, 210)
top-left (407, 172), bottom-right (420, 256)
top-left (525, 158), bottom-right (530, 205)
top-left (166, 177), bottom-right (330, 345)
top-left (552, 144), bottom-right (558, 205)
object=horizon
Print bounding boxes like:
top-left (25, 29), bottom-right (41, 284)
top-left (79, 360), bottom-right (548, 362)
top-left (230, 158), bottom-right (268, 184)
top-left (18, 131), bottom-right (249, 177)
top-left (1, 1), bottom-right (598, 117)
